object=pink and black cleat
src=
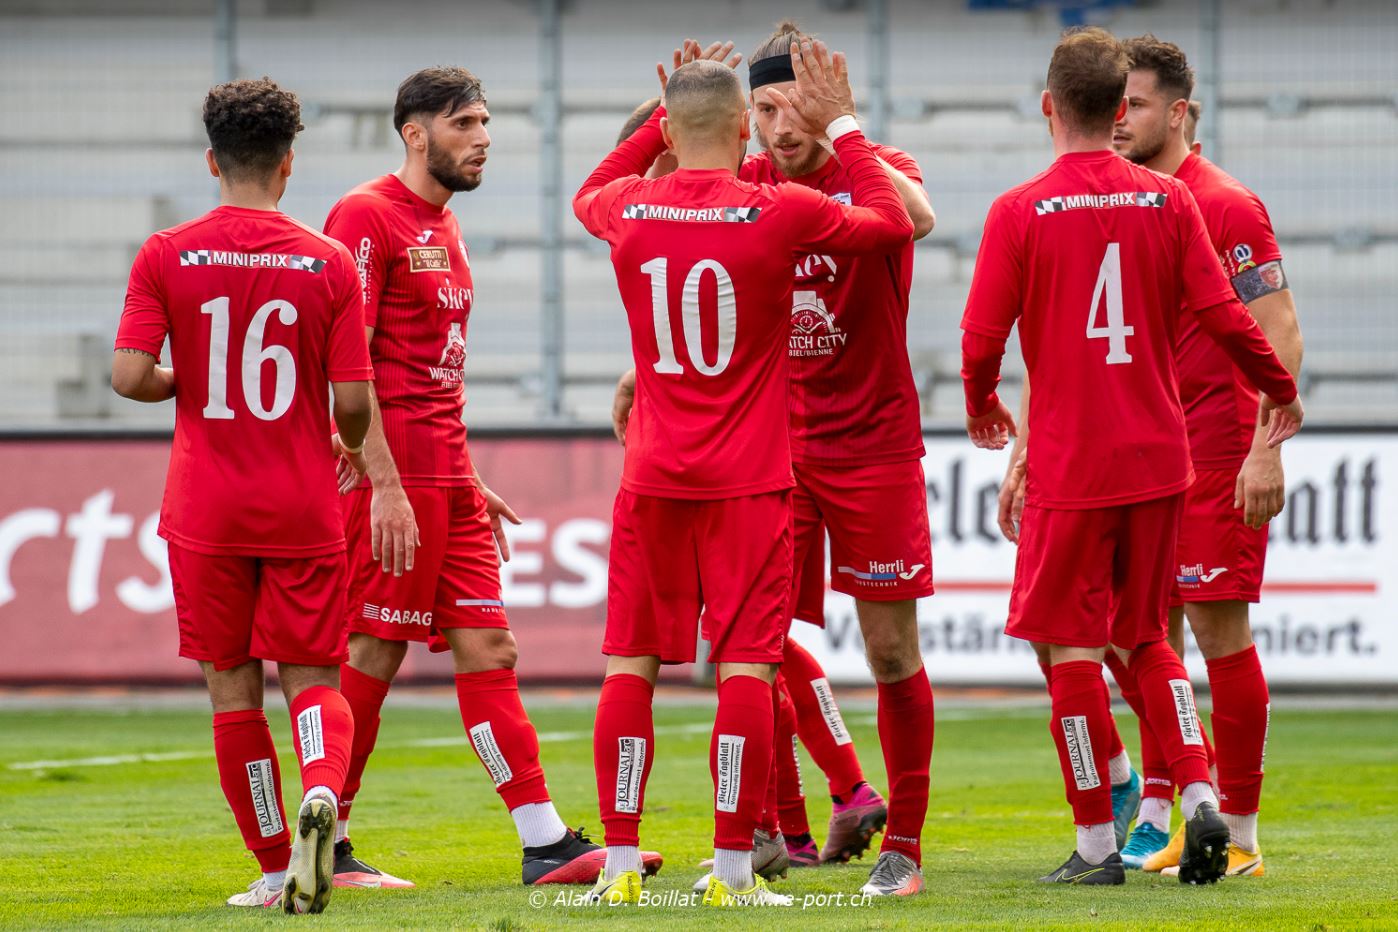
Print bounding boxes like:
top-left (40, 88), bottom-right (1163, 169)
top-left (522, 827), bottom-right (663, 884)
top-left (333, 839), bottom-right (416, 889)
top-left (819, 783), bottom-right (888, 864)
top-left (785, 832), bottom-right (821, 868)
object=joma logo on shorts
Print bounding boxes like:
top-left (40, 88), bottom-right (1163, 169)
top-left (362, 603), bottom-right (432, 626)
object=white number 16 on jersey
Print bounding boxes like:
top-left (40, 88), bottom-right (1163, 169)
top-left (640, 257), bottom-right (736, 377)
top-left (1086, 243), bottom-right (1134, 364)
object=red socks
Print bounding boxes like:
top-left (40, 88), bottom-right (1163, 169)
top-left (876, 668), bottom-right (934, 864)
top-left (455, 669), bottom-right (551, 810)
top-left (759, 682), bottom-right (781, 836)
top-left (1206, 645), bottom-right (1269, 815)
top-left (1127, 640), bottom-right (1211, 789)
top-left (337, 664), bottom-right (390, 822)
top-left (212, 709), bottom-right (290, 872)
top-left (1047, 658), bottom-right (1127, 765)
top-left (1047, 660), bottom-right (1114, 826)
top-left (593, 673), bottom-right (655, 848)
top-left (774, 675), bottom-right (811, 837)
top-left (288, 685), bottom-right (355, 798)
top-left (782, 638), bottom-right (866, 798)
top-left (711, 674), bottom-right (776, 851)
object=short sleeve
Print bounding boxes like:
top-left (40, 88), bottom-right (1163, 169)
top-left (323, 195), bottom-right (388, 328)
top-left (1213, 189), bottom-right (1286, 303)
top-left (873, 145), bottom-right (923, 186)
top-left (1175, 184), bottom-right (1237, 314)
top-left (325, 245), bottom-right (373, 382)
top-left (114, 235), bottom-right (169, 357)
top-left (960, 195), bottom-right (1025, 340)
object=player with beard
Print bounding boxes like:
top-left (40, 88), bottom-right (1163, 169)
top-left (322, 67), bottom-right (660, 890)
top-left (740, 22), bottom-right (934, 897)
top-left (962, 27), bottom-right (1301, 885)
top-left (1108, 36), bottom-right (1303, 878)
top-left (610, 24), bottom-right (933, 896)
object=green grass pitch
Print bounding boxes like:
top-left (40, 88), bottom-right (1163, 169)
top-left (1, 695), bottom-right (1395, 930)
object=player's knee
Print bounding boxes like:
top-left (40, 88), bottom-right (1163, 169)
top-left (865, 637), bottom-right (923, 683)
top-left (1187, 602), bottom-right (1253, 659)
top-left (449, 628), bottom-right (519, 672)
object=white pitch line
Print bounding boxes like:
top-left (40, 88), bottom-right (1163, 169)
top-left (6, 710), bottom-right (1036, 772)
top-left (5, 720), bottom-right (720, 772)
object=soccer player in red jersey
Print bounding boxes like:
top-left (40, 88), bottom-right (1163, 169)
top-left (322, 67), bottom-right (647, 888)
top-left (576, 43), bottom-right (912, 905)
top-left (959, 29), bottom-right (1302, 885)
top-left (112, 79), bottom-right (372, 914)
top-left (1109, 36), bottom-right (1303, 877)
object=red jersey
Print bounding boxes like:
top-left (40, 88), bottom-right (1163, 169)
top-left (573, 108), bottom-right (913, 500)
top-left (1173, 152), bottom-right (1286, 469)
top-left (323, 175), bottom-right (476, 487)
top-left (961, 150), bottom-right (1295, 509)
top-left (740, 148), bottom-right (925, 467)
top-left (115, 206), bottom-right (372, 556)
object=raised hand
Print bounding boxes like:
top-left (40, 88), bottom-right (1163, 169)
top-left (657, 39), bottom-right (742, 100)
top-left (763, 38), bottom-right (855, 136)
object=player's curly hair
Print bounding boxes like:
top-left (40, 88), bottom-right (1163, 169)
top-left (394, 66), bottom-right (486, 136)
top-left (751, 19), bottom-right (814, 64)
top-left (202, 78), bottom-right (303, 182)
top-left (1046, 27), bottom-right (1129, 134)
top-left (1123, 34), bottom-right (1195, 102)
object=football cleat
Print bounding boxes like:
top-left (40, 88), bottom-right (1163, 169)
top-left (522, 826), bottom-right (663, 885)
top-left (1142, 824), bottom-right (1185, 873)
top-left (1110, 770), bottom-right (1142, 851)
top-left (701, 873), bottom-right (793, 907)
top-left (333, 839), bottom-right (416, 889)
top-left (225, 877), bottom-right (283, 908)
top-left (860, 851), bottom-right (925, 896)
top-left (693, 829), bottom-right (791, 892)
top-left (785, 832), bottom-right (820, 868)
top-left (820, 783), bottom-right (888, 863)
top-left (1176, 802), bottom-right (1231, 885)
top-left (587, 869), bottom-right (643, 905)
top-left (1038, 850), bottom-right (1126, 885)
top-left (283, 793), bottom-right (336, 914)
top-left (1120, 823), bottom-right (1171, 869)
top-left (1164, 843), bottom-right (1265, 878)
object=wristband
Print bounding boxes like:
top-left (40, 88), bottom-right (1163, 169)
top-left (340, 439), bottom-right (366, 456)
top-left (824, 114), bottom-right (860, 143)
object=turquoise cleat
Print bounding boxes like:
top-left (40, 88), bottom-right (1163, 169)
top-left (1110, 770), bottom-right (1142, 850)
top-left (1120, 822), bottom-right (1171, 870)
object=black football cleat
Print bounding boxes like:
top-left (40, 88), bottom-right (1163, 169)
top-left (332, 838), bottom-right (415, 889)
top-left (1178, 801), bottom-right (1230, 885)
top-left (1038, 850), bottom-right (1126, 885)
top-left (522, 826), bottom-right (663, 885)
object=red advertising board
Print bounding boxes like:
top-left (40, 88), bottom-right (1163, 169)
top-left (0, 434), bottom-right (636, 684)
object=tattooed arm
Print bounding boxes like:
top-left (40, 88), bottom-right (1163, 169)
top-left (110, 348), bottom-right (175, 402)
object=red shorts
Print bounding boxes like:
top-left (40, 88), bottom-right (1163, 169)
top-left (793, 459), bottom-right (933, 603)
top-left (791, 519), bottom-right (827, 627)
top-left (1007, 493), bottom-right (1183, 649)
top-left (1171, 467), bottom-right (1268, 605)
top-left (605, 488), bottom-right (792, 665)
top-left (343, 484), bottom-right (509, 651)
top-left (168, 542), bottom-right (349, 671)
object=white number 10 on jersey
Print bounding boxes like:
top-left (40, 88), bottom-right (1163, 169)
top-left (1086, 243), bottom-right (1134, 364)
top-left (641, 257), bottom-right (736, 377)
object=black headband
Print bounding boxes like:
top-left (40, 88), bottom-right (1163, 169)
top-left (748, 56), bottom-right (796, 90)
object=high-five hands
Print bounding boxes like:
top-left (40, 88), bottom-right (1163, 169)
top-left (657, 39), bottom-right (742, 103)
top-left (763, 39), bottom-right (855, 135)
